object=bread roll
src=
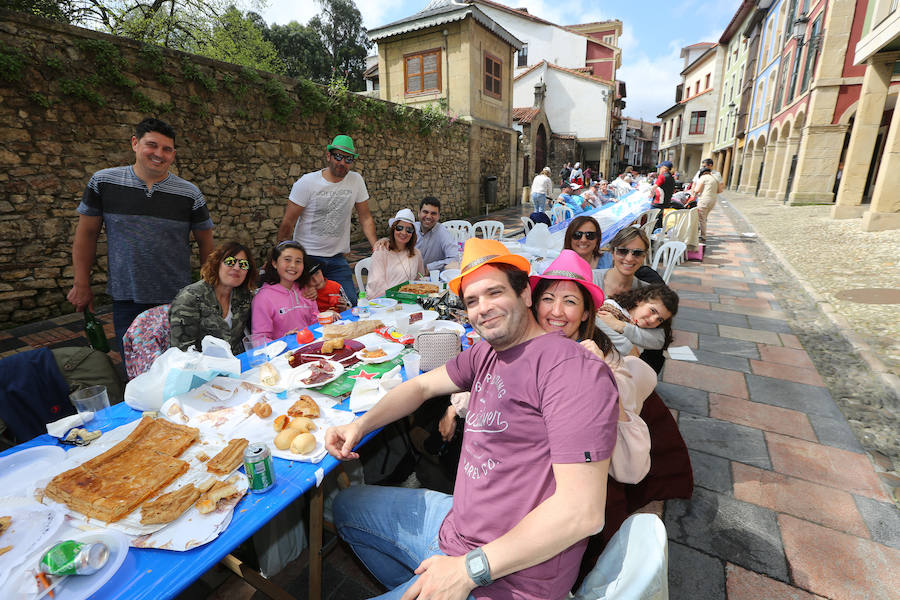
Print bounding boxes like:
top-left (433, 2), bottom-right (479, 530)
top-left (290, 432), bottom-right (316, 455)
top-left (287, 416), bottom-right (316, 433)
top-left (252, 401), bottom-right (272, 418)
top-left (273, 415), bottom-right (290, 432)
top-left (274, 429), bottom-right (299, 450)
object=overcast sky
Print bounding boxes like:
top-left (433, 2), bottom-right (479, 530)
top-left (259, 0), bottom-right (742, 121)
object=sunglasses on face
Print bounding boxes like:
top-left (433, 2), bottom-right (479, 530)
top-left (223, 256), bottom-right (251, 270)
top-left (613, 247), bottom-right (647, 258)
top-left (330, 152), bottom-right (355, 164)
top-left (393, 224), bottom-right (414, 234)
top-left (571, 231), bottom-right (598, 241)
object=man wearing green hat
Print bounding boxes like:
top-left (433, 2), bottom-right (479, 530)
top-left (278, 134), bottom-right (377, 304)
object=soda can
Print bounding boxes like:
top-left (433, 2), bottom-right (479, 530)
top-left (243, 442), bottom-right (275, 493)
top-left (40, 540), bottom-right (109, 576)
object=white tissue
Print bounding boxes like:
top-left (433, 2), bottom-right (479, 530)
top-left (315, 468), bottom-right (325, 487)
top-left (47, 412), bottom-right (92, 438)
top-left (348, 365), bottom-right (403, 413)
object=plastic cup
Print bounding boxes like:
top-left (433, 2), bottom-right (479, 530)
top-left (243, 334), bottom-right (270, 367)
top-left (70, 385), bottom-right (110, 430)
top-left (402, 352), bottom-right (421, 378)
top-left (429, 270), bottom-right (440, 283)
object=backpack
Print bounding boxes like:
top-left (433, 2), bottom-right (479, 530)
top-left (51, 347), bottom-right (126, 406)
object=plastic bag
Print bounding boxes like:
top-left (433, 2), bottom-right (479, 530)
top-left (124, 336), bottom-right (241, 412)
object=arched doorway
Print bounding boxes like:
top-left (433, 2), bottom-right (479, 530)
top-left (535, 124), bottom-right (547, 173)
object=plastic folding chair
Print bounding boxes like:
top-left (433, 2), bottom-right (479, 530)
top-left (651, 241), bottom-right (686, 284)
top-left (473, 220), bottom-right (504, 240)
top-left (573, 513), bottom-right (669, 600)
top-left (551, 204), bottom-right (574, 225)
top-left (443, 220), bottom-right (474, 243)
top-left (520, 216), bottom-right (535, 235)
top-left (354, 257), bottom-right (371, 294)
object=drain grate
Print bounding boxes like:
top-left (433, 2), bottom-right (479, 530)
top-left (833, 288), bottom-right (900, 304)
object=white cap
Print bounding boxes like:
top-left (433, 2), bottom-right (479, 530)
top-left (389, 208), bottom-right (416, 227)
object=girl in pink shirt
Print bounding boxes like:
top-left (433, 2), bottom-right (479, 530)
top-left (251, 241), bottom-right (318, 340)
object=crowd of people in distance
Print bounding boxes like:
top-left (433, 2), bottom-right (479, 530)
top-left (68, 117), bottom-right (694, 600)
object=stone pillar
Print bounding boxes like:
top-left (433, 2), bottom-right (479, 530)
top-left (833, 55), bottom-right (896, 219)
top-left (774, 135), bottom-right (801, 202)
top-left (764, 139), bottom-right (788, 199)
top-left (730, 143), bottom-right (743, 190)
top-left (468, 124), bottom-right (482, 215)
top-left (740, 146), bottom-right (763, 193)
top-left (787, 124), bottom-right (848, 204)
top-left (862, 102), bottom-right (900, 231)
top-left (722, 148), bottom-right (732, 188)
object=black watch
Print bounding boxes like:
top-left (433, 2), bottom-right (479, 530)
top-left (465, 547), bottom-right (493, 587)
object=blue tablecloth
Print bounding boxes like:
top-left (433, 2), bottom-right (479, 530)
top-left (0, 319), bottom-right (381, 600)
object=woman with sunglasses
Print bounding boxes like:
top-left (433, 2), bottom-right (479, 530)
top-left (365, 208), bottom-right (425, 299)
top-left (169, 241), bottom-right (257, 356)
top-left (563, 215), bottom-right (611, 271)
top-left (593, 227), bottom-right (667, 355)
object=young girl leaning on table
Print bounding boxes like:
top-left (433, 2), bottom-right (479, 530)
top-left (594, 283), bottom-right (679, 357)
top-left (251, 241), bottom-right (319, 340)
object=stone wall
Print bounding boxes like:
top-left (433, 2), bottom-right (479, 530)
top-left (0, 11), bottom-right (512, 327)
top-left (478, 125), bottom-right (514, 212)
top-left (549, 134), bottom-right (579, 183)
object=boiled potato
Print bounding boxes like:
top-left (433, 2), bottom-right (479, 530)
top-left (274, 429), bottom-right (299, 450)
top-left (290, 432), bottom-right (316, 455)
top-left (287, 416), bottom-right (316, 433)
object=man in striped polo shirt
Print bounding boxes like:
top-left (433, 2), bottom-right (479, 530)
top-left (67, 118), bottom-right (215, 353)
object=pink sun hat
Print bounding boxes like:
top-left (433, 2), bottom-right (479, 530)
top-left (529, 249), bottom-right (605, 308)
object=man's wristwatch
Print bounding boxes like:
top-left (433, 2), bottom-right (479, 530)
top-left (464, 547), bottom-right (493, 587)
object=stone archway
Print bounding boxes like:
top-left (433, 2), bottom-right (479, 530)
top-left (535, 123), bottom-right (547, 173)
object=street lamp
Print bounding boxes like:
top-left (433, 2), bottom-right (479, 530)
top-left (792, 12), bottom-right (809, 42)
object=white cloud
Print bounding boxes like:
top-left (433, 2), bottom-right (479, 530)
top-left (618, 42), bottom-right (683, 121)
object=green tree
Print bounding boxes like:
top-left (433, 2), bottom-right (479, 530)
top-left (308, 0), bottom-right (371, 90)
top-left (198, 5), bottom-right (281, 72)
top-left (260, 19), bottom-right (330, 81)
top-left (5, 0), bottom-right (75, 22)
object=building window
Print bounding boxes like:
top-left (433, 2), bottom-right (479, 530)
top-left (404, 49), bottom-right (441, 95)
top-left (676, 115), bottom-right (682, 137)
top-left (695, 81), bottom-right (700, 95)
top-left (801, 16), bottom-right (822, 93)
top-left (689, 111), bottom-right (706, 134)
top-left (705, 73), bottom-right (711, 89)
top-left (517, 43), bottom-right (528, 68)
top-left (484, 52), bottom-right (502, 99)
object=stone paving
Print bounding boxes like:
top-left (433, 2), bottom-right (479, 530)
top-left (662, 206), bottom-right (900, 599)
top-left (2, 199), bottom-right (899, 599)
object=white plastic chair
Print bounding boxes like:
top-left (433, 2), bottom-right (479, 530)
top-left (551, 204), bottom-right (574, 225)
top-left (573, 514), bottom-right (669, 600)
top-left (636, 209), bottom-right (661, 240)
top-left (473, 220), bottom-right (504, 240)
top-left (354, 257), bottom-right (371, 293)
top-left (660, 208), bottom-right (699, 250)
top-left (651, 241), bottom-right (686, 284)
top-left (520, 216), bottom-right (535, 235)
top-left (443, 220), bottom-right (474, 243)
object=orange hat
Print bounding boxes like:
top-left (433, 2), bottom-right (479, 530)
top-left (448, 239), bottom-right (532, 296)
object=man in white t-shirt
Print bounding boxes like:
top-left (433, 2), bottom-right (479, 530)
top-left (277, 135), bottom-right (377, 305)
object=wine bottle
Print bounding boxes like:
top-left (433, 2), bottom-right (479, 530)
top-left (84, 310), bottom-right (110, 353)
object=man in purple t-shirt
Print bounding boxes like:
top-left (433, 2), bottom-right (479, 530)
top-left (325, 239), bottom-right (618, 600)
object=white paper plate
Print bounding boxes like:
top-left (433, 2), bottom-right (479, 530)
top-left (262, 340), bottom-right (287, 359)
top-left (439, 269), bottom-right (460, 283)
top-left (380, 309), bottom-right (439, 328)
top-left (368, 297), bottom-right (399, 309)
top-left (291, 359), bottom-right (345, 388)
top-left (354, 342), bottom-right (404, 364)
top-left (0, 446), bottom-right (66, 498)
top-left (0, 497), bottom-right (67, 591)
top-left (7, 528), bottom-right (129, 600)
top-left (424, 320), bottom-right (466, 336)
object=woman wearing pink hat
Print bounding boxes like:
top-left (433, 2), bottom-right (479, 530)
top-left (365, 208), bottom-right (425, 299)
top-left (439, 249), bottom-right (693, 586)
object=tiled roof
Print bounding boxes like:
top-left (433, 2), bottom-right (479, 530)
top-left (514, 60), bottom-right (613, 87)
top-left (512, 107), bottom-right (540, 123)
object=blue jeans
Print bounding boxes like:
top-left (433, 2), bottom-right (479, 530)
top-left (333, 485), bottom-right (474, 599)
top-left (308, 253), bottom-right (357, 306)
top-left (531, 192), bottom-right (547, 212)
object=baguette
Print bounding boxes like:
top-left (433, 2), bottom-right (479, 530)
top-left (322, 319), bottom-right (383, 340)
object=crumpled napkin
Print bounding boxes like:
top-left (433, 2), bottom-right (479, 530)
top-left (348, 365), bottom-right (403, 413)
top-left (47, 412), bottom-right (92, 437)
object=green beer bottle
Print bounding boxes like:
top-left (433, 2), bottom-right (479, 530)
top-left (84, 309), bottom-right (110, 352)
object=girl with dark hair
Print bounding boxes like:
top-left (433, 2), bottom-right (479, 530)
top-left (169, 241), bottom-right (257, 355)
top-left (563, 215), bottom-right (609, 270)
top-left (596, 283), bottom-right (680, 355)
top-left (251, 241), bottom-right (318, 340)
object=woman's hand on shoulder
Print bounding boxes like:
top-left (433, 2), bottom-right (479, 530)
top-left (579, 339), bottom-right (604, 359)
